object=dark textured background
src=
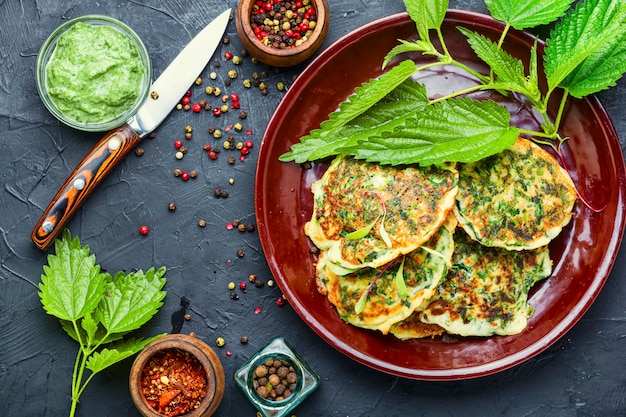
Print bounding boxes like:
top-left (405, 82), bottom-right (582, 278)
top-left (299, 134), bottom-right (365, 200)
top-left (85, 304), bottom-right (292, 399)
top-left (1, 1), bottom-right (625, 416)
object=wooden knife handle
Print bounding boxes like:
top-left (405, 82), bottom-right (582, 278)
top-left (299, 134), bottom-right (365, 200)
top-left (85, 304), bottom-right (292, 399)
top-left (31, 123), bottom-right (141, 251)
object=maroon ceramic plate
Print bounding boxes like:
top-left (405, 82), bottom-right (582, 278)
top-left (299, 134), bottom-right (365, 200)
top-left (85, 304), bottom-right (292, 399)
top-left (254, 10), bottom-right (626, 380)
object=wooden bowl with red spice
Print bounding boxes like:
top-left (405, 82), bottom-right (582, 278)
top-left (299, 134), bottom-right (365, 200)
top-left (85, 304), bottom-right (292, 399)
top-left (129, 333), bottom-right (225, 417)
top-left (236, 0), bottom-right (330, 67)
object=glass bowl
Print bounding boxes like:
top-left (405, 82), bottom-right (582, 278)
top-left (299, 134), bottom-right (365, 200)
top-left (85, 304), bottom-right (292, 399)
top-left (234, 337), bottom-right (319, 417)
top-left (36, 15), bottom-right (152, 132)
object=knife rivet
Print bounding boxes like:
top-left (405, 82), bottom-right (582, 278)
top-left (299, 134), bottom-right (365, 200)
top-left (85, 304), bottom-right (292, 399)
top-left (73, 178), bottom-right (86, 191)
top-left (42, 221), bottom-right (54, 233)
top-left (108, 138), bottom-right (121, 151)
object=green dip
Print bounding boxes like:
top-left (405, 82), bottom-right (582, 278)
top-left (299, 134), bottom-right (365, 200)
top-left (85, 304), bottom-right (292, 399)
top-left (45, 22), bottom-right (147, 124)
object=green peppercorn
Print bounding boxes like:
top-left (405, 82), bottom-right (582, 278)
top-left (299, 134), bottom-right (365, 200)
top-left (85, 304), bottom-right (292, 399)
top-left (205, 86), bottom-right (214, 95)
top-left (234, 122), bottom-right (243, 131)
top-left (216, 337), bottom-right (225, 347)
top-left (228, 69), bottom-right (238, 79)
top-left (185, 125), bottom-right (193, 133)
top-left (232, 56), bottom-right (242, 65)
top-left (213, 129), bottom-right (222, 139)
top-left (277, 81), bottom-right (285, 91)
top-left (195, 77), bottom-right (202, 85)
top-left (258, 82), bottom-right (267, 90)
top-left (243, 79), bottom-right (252, 88)
top-left (228, 282), bottom-right (236, 290)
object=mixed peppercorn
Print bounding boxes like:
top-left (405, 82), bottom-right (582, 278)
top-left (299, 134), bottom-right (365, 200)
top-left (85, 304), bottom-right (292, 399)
top-left (251, 0), bottom-right (317, 49)
top-left (140, 348), bottom-right (208, 417)
top-left (252, 357), bottom-right (299, 401)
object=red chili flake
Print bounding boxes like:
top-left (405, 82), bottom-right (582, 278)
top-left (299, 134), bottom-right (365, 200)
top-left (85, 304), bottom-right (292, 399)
top-left (276, 296), bottom-right (285, 306)
top-left (140, 348), bottom-right (207, 417)
top-left (225, 351), bottom-right (233, 356)
top-left (139, 225), bottom-right (149, 235)
top-left (245, 129), bottom-right (253, 135)
top-left (181, 171), bottom-right (190, 181)
top-left (191, 103), bottom-right (202, 113)
top-left (227, 259), bottom-right (232, 265)
top-left (239, 155), bottom-right (245, 162)
top-left (224, 124), bottom-right (233, 132)
top-left (181, 96), bottom-right (191, 106)
top-left (226, 222), bottom-right (234, 230)
top-left (245, 140), bottom-right (254, 148)
top-left (254, 306), bottom-right (262, 315)
top-left (224, 51), bottom-right (233, 60)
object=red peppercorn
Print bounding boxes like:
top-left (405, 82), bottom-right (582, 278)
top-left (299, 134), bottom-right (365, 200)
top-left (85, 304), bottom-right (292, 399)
top-left (174, 140), bottom-right (183, 149)
top-left (230, 102), bottom-right (240, 109)
top-left (208, 151), bottom-right (218, 160)
top-left (185, 90), bottom-right (192, 97)
top-left (276, 296), bottom-right (285, 306)
top-left (212, 108), bottom-right (222, 117)
top-left (230, 93), bottom-right (239, 102)
top-left (181, 96), bottom-right (191, 105)
top-left (245, 140), bottom-right (254, 148)
top-left (241, 147), bottom-right (250, 156)
top-left (224, 51), bottom-right (233, 60)
top-left (203, 144), bottom-right (211, 151)
top-left (181, 171), bottom-right (190, 181)
top-left (139, 225), bottom-right (149, 235)
top-left (239, 282), bottom-right (246, 290)
top-left (192, 103), bottom-right (201, 113)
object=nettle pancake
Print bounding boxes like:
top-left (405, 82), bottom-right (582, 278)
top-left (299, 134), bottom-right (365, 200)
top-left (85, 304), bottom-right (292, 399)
top-left (389, 312), bottom-right (445, 340)
top-left (306, 156), bottom-right (458, 269)
top-left (454, 137), bottom-right (577, 250)
top-left (315, 215), bottom-right (456, 335)
top-left (421, 230), bottom-right (552, 337)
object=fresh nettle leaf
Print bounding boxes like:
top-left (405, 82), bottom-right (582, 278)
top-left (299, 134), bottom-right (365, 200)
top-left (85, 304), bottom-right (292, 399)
top-left (544, 0), bottom-right (626, 95)
top-left (279, 60), bottom-right (418, 163)
top-left (559, 27), bottom-right (626, 98)
top-left (457, 26), bottom-right (541, 103)
top-left (485, 0), bottom-right (575, 30)
top-left (348, 98), bottom-right (520, 166)
top-left (39, 229), bottom-right (106, 322)
top-left (38, 229), bottom-right (167, 417)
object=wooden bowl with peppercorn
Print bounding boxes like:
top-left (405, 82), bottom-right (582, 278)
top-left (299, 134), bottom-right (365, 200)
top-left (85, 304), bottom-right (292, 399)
top-left (236, 0), bottom-right (329, 67)
top-left (129, 333), bottom-right (225, 417)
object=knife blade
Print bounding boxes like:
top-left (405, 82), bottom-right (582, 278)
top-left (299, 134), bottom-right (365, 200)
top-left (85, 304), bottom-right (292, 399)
top-left (31, 9), bottom-right (231, 251)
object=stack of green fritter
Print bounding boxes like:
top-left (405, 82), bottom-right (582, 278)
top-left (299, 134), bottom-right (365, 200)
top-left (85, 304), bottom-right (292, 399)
top-left (306, 138), bottom-right (577, 338)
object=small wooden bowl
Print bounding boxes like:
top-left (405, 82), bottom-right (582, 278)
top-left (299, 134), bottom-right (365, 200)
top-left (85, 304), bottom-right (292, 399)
top-left (236, 0), bottom-right (329, 67)
top-left (129, 333), bottom-right (225, 417)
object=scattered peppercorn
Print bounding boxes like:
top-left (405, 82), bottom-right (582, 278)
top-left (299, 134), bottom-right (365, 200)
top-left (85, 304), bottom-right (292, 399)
top-left (238, 223), bottom-right (247, 232)
top-left (139, 225), bottom-right (149, 235)
top-left (228, 282), bottom-right (236, 290)
top-left (135, 147), bottom-right (145, 157)
top-left (216, 337), bottom-right (225, 347)
top-left (168, 202), bottom-right (176, 212)
top-left (184, 313), bottom-right (191, 321)
top-left (173, 168), bottom-right (182, 177)
top-left (239, 110), bottom-right (248, 119)
top-left (240, 335), bottom-right (249, 344)
top-left (150, 91), bottom-right (159, 100)
top-left (198, 219), bottom-right (206, 228)
top-left (237, 249), bottom-right (245, 258)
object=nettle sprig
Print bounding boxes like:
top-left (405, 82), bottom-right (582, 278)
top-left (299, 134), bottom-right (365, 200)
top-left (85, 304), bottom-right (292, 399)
top-left (39, 230), bottom-right (167, 417)
top-left (280, 0), bottom-right (626, 173)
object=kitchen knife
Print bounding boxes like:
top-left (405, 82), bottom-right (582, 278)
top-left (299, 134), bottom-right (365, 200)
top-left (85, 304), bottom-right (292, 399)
top-left (31, 9), bottom-right (231, 251)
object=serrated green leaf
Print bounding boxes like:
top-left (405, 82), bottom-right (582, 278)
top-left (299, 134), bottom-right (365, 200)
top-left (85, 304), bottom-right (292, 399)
top-left (349, 98), bottom-right (519, 165)
top-left (405, 0), bottom-right (448, 37)
top-left (39, 229), bottom-right (107, 322)
top-left (383, 40), bottom-right (437, 68)
top-left (86, 335), bottom-right (164, 374)
top-left (81, 313), bottom-right (99, 347)
top-left (457, 27), bottom-right (541, 101)
top-left (560, 30), bottom-right (626, 98)
top-left (485, 0), bottom-right (575, 30)
top-left (96, 267), bottom-right (166, 334)
top-left (544, 0), bottom-right (626, 92)
top-left (279, 60), bottom-right (420, 163)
